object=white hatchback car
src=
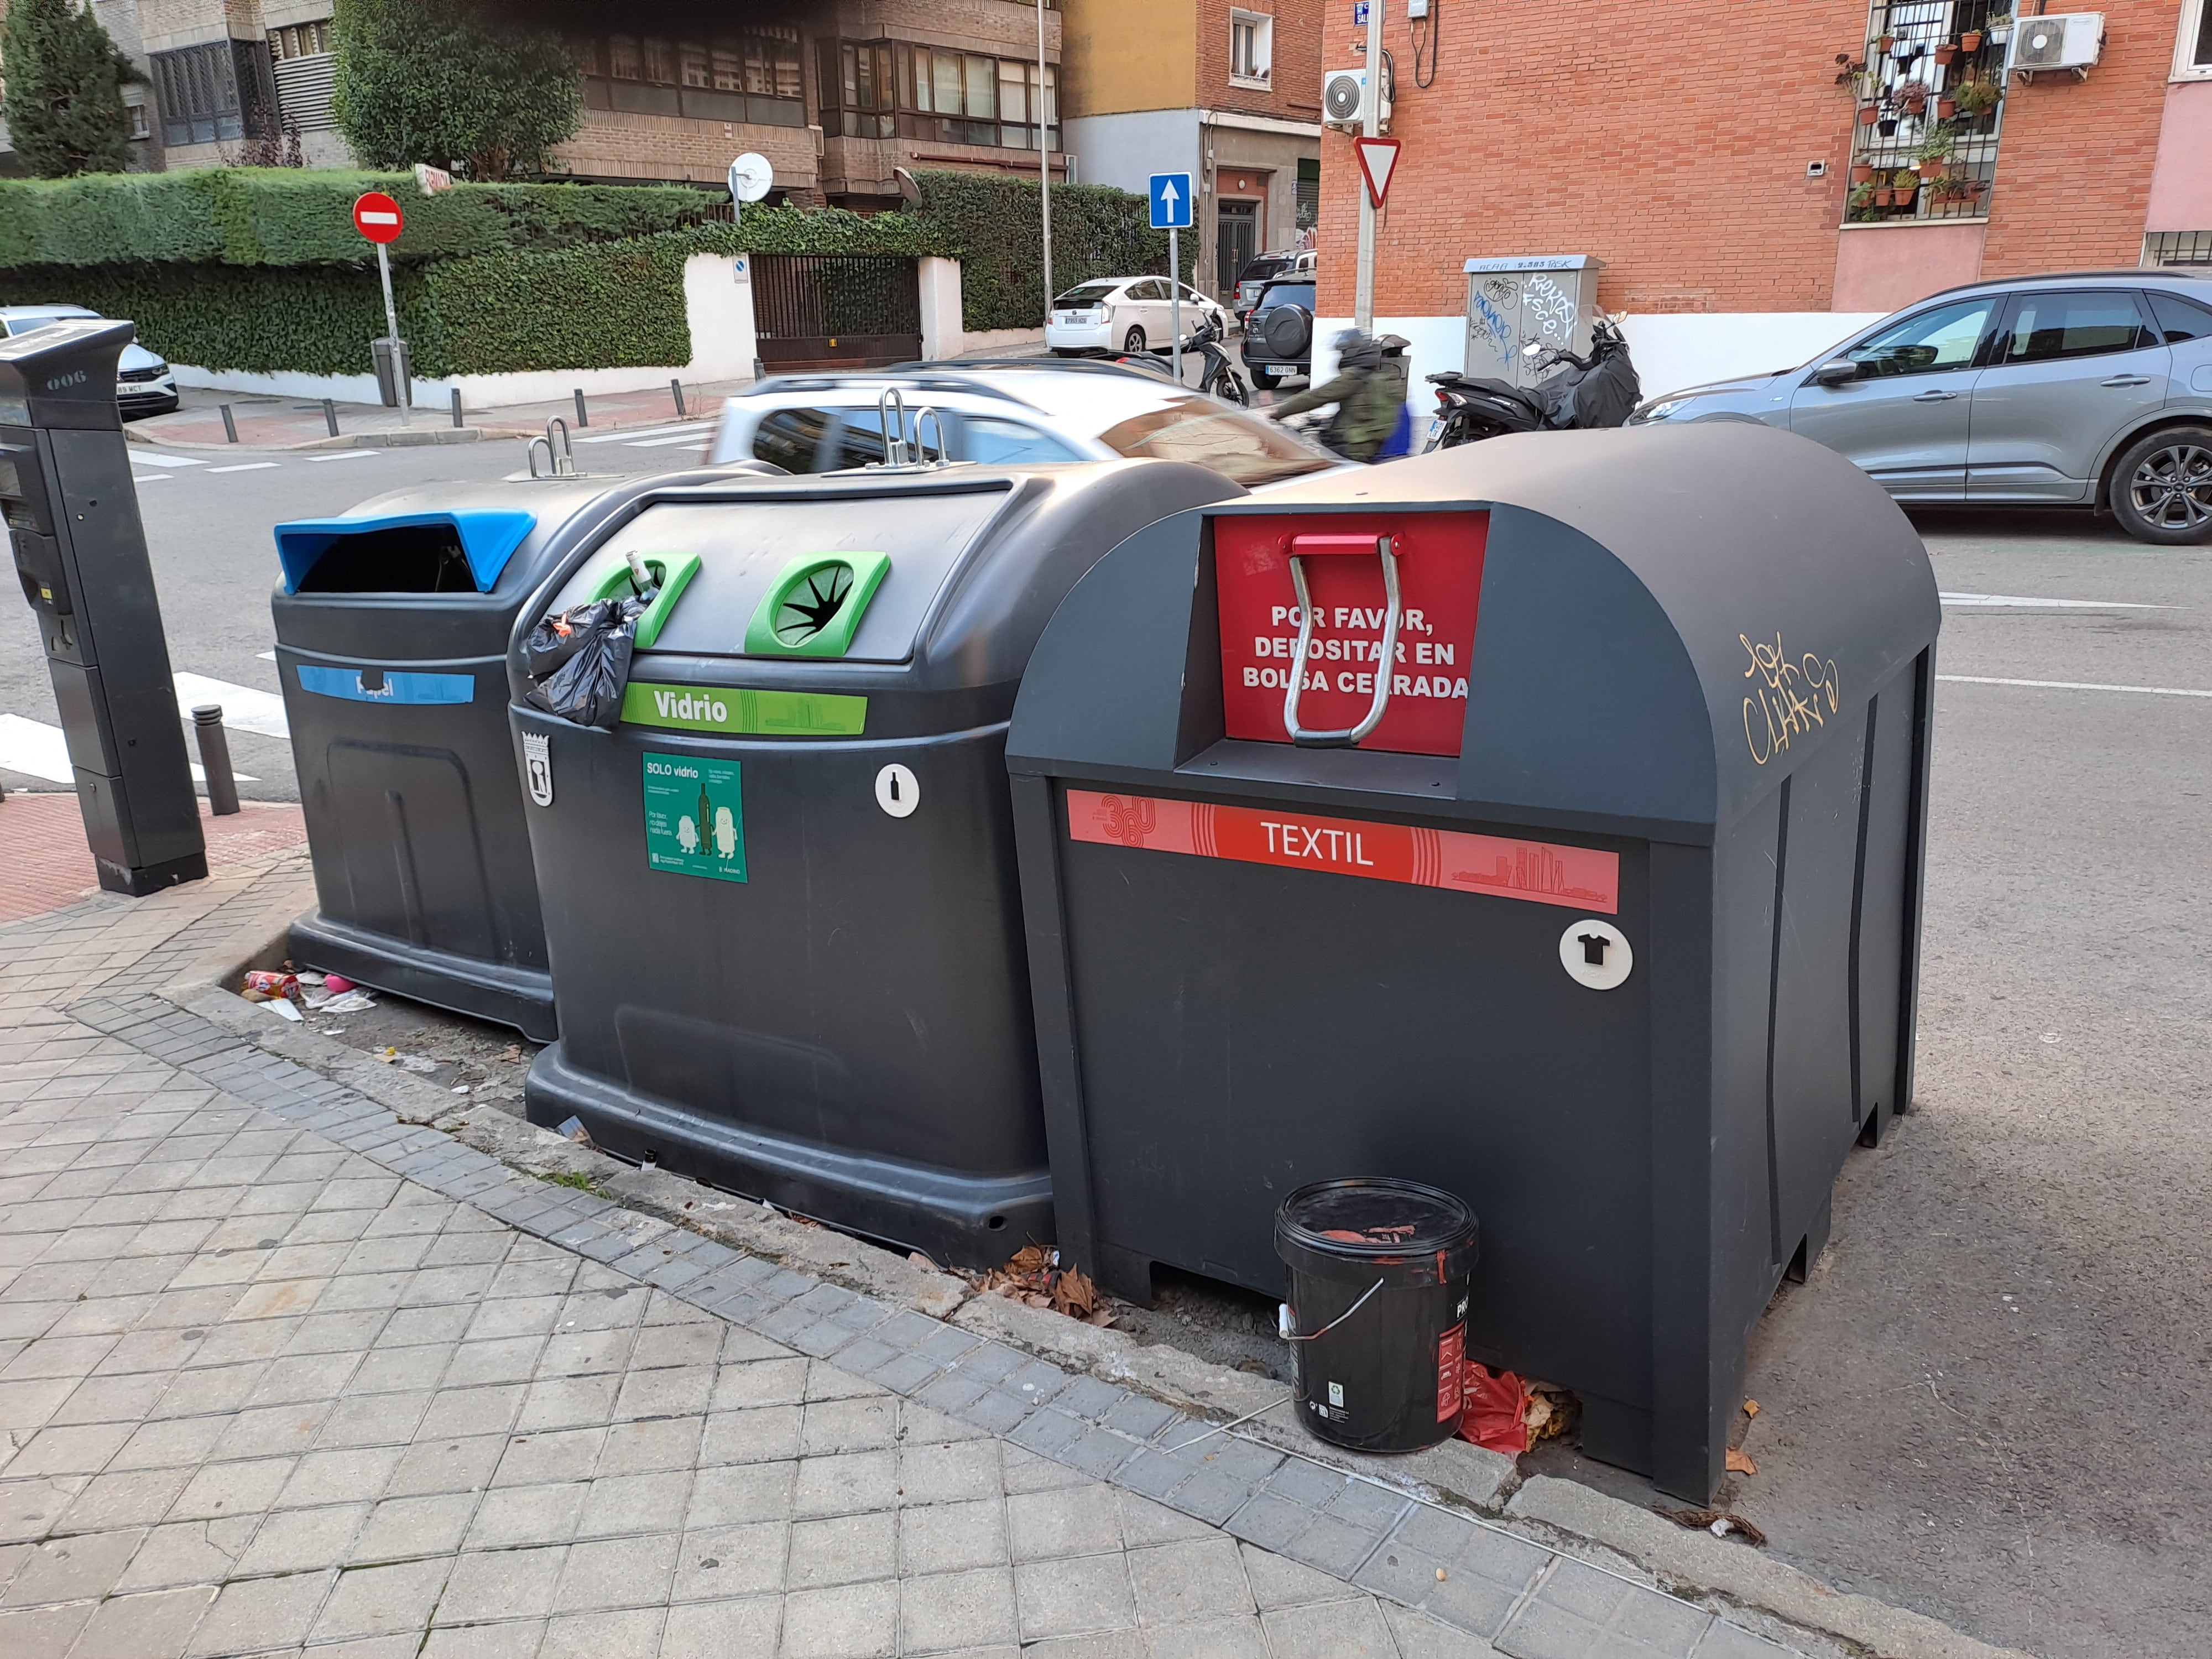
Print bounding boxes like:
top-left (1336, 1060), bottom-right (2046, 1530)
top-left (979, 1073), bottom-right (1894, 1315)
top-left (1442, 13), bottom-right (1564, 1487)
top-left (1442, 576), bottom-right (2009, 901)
top-left (1045, 278), bottom-right (1232, 357)
top-left (707, 360), bottom-right (1334, 489)
top-left (0, 304), bottom-right (179, 417)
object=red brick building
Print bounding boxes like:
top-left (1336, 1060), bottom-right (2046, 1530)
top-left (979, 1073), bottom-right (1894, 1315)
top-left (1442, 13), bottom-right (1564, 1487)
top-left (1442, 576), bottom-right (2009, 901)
top-left (1312, 1), bottom-right (2212, 396)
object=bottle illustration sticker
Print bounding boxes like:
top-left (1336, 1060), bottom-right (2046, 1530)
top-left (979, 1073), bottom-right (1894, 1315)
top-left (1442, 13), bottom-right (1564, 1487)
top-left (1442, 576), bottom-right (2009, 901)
top-left (643, 752), bottom-right (746, 883)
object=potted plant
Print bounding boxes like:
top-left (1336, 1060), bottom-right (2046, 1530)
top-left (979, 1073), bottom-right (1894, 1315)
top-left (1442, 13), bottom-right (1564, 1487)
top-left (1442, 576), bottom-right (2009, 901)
top-left (1934, 41), bottom-right (1958, 65)
top-left (1851, 161), bottom-right (1877, 184)
top-left (1875, 32), bottom-right (1894, 52)
top-left (1955, 76), bottom-right (2000, 120)
top-left (1873, 185), bottom-right (1894, 207)
top-left (1859, 102), bottom-right (1881, 125)
top-left (1987, 16), bottom-right (2012, 47)
top-left (1914, 121), bottom-right (1957, 177)
top-left (1877, 114), bottom-right (1900, 137)
top-left (1892, 169), bottom-right (1919, 208)
top-left (1895, 80), bottom-right (1930, 116)
top-left (1937, 93), bottom-right (1958, 119)
top-left (1961, 27), bottom-right (1986, 52)
top-left (1848, 182), bottom-right (1881, 221)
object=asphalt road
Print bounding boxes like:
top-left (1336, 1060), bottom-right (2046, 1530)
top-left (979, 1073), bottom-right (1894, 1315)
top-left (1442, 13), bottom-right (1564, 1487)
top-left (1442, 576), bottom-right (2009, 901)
top-left (7, 441), bottom-right (2211, 1656)
top-left (0, 423), bottom-right (707, 801)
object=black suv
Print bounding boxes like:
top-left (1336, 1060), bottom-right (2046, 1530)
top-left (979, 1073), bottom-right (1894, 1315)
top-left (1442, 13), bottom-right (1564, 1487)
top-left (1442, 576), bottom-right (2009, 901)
top-left (1240, 278), bottom-right (1314, 390)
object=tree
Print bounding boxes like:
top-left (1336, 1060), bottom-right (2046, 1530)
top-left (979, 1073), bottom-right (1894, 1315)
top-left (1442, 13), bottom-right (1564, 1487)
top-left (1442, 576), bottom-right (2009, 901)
top-left (0, 0), bottom-right (142, 177)
top-left (330, 0), bottom-right (582, 182)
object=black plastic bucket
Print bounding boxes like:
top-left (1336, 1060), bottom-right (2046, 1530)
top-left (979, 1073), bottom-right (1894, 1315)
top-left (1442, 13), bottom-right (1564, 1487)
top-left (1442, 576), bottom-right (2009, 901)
top-left (1275, 1178), bottom-right (1480, 1454)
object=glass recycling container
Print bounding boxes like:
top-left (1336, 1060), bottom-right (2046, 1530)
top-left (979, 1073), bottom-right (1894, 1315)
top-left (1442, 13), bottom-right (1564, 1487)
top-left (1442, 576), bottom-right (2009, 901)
top-left (511, 458), bottom-right (1240, 1266)
top-left (1005, 426), bottom-right (1940, 1499)
top-left (273, 469), bottom-right (771, 1040)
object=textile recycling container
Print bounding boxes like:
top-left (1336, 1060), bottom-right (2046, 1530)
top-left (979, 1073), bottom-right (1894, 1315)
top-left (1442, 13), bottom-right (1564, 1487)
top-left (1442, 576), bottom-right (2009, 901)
top-left (272, 467), bottom-right (777, 1040)
top-left (512, 459), bottom-right (1241, 1265)
top-left (1005, 426), bottom-right (1940, 1499)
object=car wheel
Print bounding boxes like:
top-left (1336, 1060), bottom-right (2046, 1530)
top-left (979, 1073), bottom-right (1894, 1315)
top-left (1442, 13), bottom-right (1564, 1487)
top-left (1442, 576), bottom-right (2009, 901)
top-left (1122, 326), bottom-right (1147, 354)
top-left (1249, 367), bottom-right (1280, 390)
top-left (2110, 425), bottom-right (2212, 545)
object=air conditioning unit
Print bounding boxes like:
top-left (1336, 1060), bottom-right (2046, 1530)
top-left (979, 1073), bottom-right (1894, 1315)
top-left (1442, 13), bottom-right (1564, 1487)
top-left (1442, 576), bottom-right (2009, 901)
top-left (1321, 64), bottom-right (1392, 129)
top-left (2010, 12), bottom-right (2103, 73)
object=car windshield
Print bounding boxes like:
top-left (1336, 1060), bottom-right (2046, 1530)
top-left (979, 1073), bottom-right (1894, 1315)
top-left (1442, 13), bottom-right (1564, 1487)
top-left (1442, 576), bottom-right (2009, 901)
top-left (1258, 283), bottom-right (1314, 311)
top-left (1055, 283), bottom-right (1118, 306)
top-left (4, 312), bottom-right (77, 336)
top-left (1097, 398), bottom-right (1333, 486)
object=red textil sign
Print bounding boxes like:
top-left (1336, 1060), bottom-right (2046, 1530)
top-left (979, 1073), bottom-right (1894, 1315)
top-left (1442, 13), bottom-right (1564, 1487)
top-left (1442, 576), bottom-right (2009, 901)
top-left (1065, 790), bottom-right (1618, 914)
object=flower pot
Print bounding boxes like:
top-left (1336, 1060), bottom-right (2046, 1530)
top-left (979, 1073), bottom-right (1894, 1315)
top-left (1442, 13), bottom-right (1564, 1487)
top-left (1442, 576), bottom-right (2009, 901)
top-left (1934, 43), bottom-right (1958, 64)
top-left (1877, 118), bottom-right (1899, 136)
top-left (1893, 186), bottom-right (1918, 208)
top-left (1961, 30), bottom-right (1984, 53)
top-left (1937, 97), bottom-right (1958, 118)
top-left (1851, 163), bottom-right (1876, 184)
top-left (1989, 25), bottom-right (2011, 45)
top-left (1859, 104), bottom-right (1880, 124)
top-left (1876, 33), bottom-right (1893, 51)
top-left (1874, 187), bottom-right (1894, 206)
top-left (1918, 159), bottom-right (1944, 179)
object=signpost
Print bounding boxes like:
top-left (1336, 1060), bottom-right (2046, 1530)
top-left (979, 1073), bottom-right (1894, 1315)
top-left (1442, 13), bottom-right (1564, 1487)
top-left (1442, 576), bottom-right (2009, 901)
top-left (1149, 172), bottom-right (1193, 387)
top-left (351, 192), bottom-right (408, 409)
top-left (1355, 0), bottom-right (1384, 332)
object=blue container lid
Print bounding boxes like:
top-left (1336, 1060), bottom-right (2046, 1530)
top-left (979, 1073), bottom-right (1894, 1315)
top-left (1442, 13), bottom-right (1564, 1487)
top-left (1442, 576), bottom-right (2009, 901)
top-left (274, 508), bottom-right (536, 594)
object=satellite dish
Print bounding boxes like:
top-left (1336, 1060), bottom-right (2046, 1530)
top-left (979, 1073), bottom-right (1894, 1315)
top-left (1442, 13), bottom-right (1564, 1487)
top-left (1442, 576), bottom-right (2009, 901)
top-left (727, 153), bottom-right (773, 205)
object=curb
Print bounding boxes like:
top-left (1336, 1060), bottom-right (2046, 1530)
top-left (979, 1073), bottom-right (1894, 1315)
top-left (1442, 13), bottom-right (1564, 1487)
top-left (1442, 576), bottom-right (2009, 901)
top-left (128, 890), bottom-right (2033, 1659)
top-left (126, 414), bottom-right (707, 454)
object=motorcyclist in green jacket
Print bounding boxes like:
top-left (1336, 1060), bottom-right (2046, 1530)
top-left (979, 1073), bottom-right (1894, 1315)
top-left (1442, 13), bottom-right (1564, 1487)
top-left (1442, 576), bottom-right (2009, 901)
top-left (1266, 329), bottom-right (1410, 463)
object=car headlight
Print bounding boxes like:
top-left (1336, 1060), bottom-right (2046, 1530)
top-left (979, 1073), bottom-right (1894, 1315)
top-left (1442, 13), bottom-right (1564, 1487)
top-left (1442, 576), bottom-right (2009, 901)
top-left (1632, 397), bottom-right (1696, 424)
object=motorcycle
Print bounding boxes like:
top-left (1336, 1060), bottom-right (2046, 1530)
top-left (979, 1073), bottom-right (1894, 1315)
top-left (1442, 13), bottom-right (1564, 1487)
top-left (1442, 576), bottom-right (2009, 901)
top-left (1112, 313), bottom-right (1249, 406)
top-left (1423, 313), bottom-right (1641, 450)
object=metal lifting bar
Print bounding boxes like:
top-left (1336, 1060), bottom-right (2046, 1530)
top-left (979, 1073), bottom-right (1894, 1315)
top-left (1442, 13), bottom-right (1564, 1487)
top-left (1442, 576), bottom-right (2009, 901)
top-left (1282, 534), bottom-right (1403, 748)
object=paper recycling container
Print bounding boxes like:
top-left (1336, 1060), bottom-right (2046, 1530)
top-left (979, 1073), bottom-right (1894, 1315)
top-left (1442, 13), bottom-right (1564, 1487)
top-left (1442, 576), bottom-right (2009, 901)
top-left (1006, 426), bottom-right (1940, 1499)
top-left (273, 469), bottom-right (774, 1039)
top-left (512, 459), bottom-right (1241, 1265)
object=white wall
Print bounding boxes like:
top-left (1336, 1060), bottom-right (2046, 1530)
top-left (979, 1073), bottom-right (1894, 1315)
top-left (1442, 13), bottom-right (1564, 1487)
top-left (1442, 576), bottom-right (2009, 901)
top-left (1065, 108), bottom-right (1200, 195)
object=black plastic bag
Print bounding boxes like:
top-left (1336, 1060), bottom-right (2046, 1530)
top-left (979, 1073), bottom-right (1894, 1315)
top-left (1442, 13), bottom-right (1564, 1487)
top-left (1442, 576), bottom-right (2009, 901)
top-left (524, 595), bottom-right (645, 729)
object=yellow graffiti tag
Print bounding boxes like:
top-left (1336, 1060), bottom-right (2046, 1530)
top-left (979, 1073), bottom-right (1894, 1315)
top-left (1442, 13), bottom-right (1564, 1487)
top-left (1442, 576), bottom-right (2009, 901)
top-left (1741, 633), bottom-right (1841, 766)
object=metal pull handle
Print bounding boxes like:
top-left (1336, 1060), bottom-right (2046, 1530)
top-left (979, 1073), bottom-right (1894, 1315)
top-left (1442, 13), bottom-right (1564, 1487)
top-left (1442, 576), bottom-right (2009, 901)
top-left (1911, 389), bottom-right (1958, 403)
top-left (1282, 534), bottom-right (1401, 748)
top-left (878, 387), bottom-right (909, 466)
top-left (2100, 374), bottom-right (2152, 388)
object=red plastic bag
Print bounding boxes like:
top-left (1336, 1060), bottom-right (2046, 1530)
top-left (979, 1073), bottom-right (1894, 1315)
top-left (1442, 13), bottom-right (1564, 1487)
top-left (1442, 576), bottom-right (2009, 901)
top-left (1457, 1361), bottom-right (1529, 1455)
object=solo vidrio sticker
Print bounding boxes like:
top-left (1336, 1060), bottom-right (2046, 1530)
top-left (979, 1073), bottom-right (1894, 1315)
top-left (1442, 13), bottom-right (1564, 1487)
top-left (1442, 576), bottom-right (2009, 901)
top-left (642, 752), bottom-right (745, 883)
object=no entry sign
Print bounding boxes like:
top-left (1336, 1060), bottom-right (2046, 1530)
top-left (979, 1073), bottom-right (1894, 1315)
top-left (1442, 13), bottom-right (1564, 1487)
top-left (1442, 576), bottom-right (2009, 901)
top-left (352, 192), bottom-right (404, 244)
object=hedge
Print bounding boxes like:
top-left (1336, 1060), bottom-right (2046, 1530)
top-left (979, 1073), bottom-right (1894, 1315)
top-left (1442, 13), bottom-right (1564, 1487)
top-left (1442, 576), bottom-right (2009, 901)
top-left (910, 170), bottom-right (1198, 332)
top-left (0, 212), bottom-right (954, 377)
top-left (0, 169), bottom-right (720, 269)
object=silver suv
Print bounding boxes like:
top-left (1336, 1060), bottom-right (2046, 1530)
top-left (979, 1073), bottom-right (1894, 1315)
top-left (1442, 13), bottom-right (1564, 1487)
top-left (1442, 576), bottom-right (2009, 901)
top-left (1629, 272), bottom-right (2212, 544)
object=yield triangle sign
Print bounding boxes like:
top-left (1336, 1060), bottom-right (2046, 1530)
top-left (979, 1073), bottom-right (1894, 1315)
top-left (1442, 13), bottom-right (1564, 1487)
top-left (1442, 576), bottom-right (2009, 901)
top-left (1353, 136), bottom-right (1402, 207)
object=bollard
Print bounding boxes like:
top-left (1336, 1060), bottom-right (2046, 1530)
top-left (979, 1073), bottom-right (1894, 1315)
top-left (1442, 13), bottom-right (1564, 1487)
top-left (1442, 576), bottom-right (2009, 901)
top-left (670, 379), bottom-right (687, 420)
top-left (323, 398), bottom-right (340, 437)
top-left (190, 706), bottom-right (241, 817)
top-left (220, 403), bottom-right (238, 444)
top-left (450, 388), bottom-right (465, 429)
top-left (573, 388), bottom-right (589, 427)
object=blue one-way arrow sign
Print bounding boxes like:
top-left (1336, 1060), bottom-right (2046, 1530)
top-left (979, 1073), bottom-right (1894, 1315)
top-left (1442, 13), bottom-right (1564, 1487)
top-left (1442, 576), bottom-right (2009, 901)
top-left (1149, 173), bottom-right (1193, 230)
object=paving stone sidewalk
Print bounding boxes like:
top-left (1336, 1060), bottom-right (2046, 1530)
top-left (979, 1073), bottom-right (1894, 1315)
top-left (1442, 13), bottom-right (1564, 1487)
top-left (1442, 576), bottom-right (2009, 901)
top-left (0, 861), bottom-right (1817, 1659)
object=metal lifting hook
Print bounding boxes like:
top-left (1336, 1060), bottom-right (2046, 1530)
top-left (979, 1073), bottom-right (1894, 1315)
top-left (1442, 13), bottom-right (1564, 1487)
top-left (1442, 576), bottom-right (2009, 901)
top-left (1282, 534), bottom-right (1402, 747)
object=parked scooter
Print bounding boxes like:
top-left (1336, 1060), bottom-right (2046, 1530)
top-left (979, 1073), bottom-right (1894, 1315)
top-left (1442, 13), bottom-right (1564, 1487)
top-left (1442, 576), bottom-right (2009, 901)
top-left (1112, 314), bottom-right (1249, 405)
top-left (1423, 313), bottom-right (1641, 450)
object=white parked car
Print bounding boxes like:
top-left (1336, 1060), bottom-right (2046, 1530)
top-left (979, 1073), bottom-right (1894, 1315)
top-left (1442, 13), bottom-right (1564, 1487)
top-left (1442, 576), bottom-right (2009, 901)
top-left (0, 304), bottom-right (179, 418)
top-left (707, 359), bottom-right (1336, 489)
top-left (1045, 278), bottom-right (1233, 357)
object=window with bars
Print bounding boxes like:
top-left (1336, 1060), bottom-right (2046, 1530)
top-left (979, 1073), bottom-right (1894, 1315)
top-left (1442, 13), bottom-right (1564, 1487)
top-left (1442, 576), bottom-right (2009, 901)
top-left (583, 29), bottom-right (804, 126)
top-left (151, 40), bottom-right (274, 147)
top-left (1846, 1), bottom-right (2008, 226)
top-left (819, 41), bottom-right (1058, 151)
top-left (2143, 231), bottom-right (2212, 267)
top-left (268, 22), bottom-right (332, 61)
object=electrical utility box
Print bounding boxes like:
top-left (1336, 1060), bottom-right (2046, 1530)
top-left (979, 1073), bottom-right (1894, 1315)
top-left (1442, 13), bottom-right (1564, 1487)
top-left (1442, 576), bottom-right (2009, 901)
top-left (2, 319), bottom-right (205, 895)
top-left (1462, 256), bottom-right (1604, 389)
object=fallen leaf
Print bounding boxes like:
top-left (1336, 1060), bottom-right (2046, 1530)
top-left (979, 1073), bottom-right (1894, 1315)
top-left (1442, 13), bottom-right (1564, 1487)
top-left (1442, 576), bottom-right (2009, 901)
top-left (1743, 1399), bottom-right (1761, 1419)
top-left (1083, 1310), bottom-right (1117, 1327)
top-left (1725, 1447), bottom-right (1757, 1476)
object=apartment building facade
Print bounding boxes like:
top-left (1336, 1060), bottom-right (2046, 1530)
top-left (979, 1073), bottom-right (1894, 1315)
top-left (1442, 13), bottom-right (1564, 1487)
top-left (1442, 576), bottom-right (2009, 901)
top-left (1061, 0), bottom-right (1323, 296)
top-left (1311, 0), bottom-right (2212, 394)
top-left (3, 1), bottom-right (1065, 206)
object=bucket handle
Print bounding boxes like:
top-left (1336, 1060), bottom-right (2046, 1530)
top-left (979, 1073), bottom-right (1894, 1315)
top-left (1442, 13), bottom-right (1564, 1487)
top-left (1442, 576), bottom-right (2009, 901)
top-left (1282, 1276), bottom-right (1385, 1342)
top-left (1282, 534), bottom-right (1401, 748)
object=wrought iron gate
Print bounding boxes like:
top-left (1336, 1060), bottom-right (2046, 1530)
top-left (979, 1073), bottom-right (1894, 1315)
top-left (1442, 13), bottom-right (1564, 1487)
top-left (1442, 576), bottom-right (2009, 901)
top-left (751, 254), bottom-right (922, 371)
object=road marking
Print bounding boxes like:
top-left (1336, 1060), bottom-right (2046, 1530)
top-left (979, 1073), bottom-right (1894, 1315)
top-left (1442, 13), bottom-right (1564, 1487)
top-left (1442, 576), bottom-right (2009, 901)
top-left (1938, 674), bottom-right (2212, 700)
top-left (172, 673), bottom-right (291, 740)
top-left (625, 432), bottom-right (713, 448)
top-left (306, 450), bottom-right (380, 463)
top-left (573, 421), bottom-right (713, 445)
top-left (257, 651), bottom-right (276, 661)
top-left (207, 462), bottom-right (281, 473)
top-left (1940, 592), bottom-right (2170, 610)
top-left (129, 452), bottom-right (206, 467)
top-left (132, 473), bottom-right (172, 482)
top-left (0, 713), bottom-right (255, 784)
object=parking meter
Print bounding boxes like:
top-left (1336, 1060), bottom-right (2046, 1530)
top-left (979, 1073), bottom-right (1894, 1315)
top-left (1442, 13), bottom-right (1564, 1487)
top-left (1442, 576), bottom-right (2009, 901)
top-left (2, 319), bottom-right (206, 895)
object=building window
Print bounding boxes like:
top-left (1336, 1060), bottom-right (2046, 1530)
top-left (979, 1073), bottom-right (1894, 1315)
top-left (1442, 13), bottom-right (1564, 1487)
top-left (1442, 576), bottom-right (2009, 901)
top-left (819, 41), bottom-right (1057, 152)
top-left (150, 40), bottom-right (278, 147)
top-left (583, 28), bottom-right (804, 127)
top-left (268, 21), bottom-right (332, 61)
top-left (1848, 3), bottom-right (2010, 226)
top-left (124, 92), bottom-right (152, 141)
top-left (2178, 0), bottom-right (2212, 78)
top-left (1230, 11), bottom-right (1274, 86)
top-left (2144, 231), bottom-right (2212, 267)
